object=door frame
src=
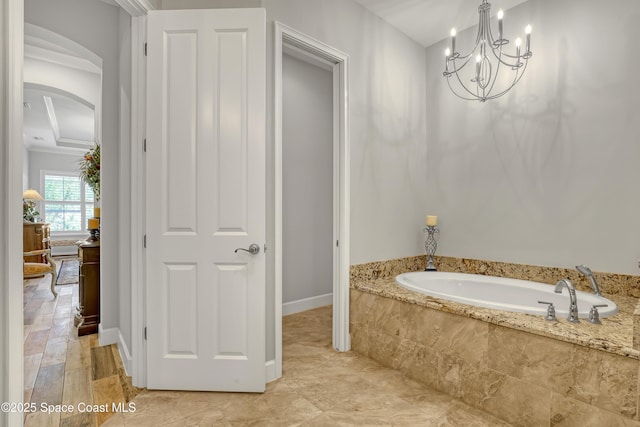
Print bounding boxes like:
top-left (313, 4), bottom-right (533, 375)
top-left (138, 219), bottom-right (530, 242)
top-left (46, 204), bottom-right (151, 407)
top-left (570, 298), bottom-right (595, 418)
top-left (274, 21), bottom-right (350, 377)
top-left (1, 0), bottom-right (151, 416)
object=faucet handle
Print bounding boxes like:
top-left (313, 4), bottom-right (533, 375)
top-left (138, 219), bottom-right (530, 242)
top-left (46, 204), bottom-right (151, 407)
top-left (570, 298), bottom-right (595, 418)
top-left (538, 301), bottom-right (557, 321)
top-left (587, 304), bottom-right (607, 325)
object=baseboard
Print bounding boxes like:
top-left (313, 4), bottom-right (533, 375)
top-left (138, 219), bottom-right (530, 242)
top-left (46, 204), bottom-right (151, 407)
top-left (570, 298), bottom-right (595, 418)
top-left (98, 324), bottom-right (119, 346)
top-left (51, 246), bottom-right (78, 256)
top-left (265, 359), bottom-right (278, 383)
top-left (117, 331), bottom-right (133, 376)
top-left (98, 325), bottom-right (133, 375)
top-left (282, 293), bottom-right (332, 316)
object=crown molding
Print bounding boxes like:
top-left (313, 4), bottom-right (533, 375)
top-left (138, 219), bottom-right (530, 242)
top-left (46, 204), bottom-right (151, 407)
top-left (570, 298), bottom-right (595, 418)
top-left (115, 0), bottom-right (157, 17)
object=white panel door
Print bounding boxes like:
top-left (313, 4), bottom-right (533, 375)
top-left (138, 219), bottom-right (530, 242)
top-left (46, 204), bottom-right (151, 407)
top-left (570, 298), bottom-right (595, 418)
top-left (146, 8), bottom-right (266, 392)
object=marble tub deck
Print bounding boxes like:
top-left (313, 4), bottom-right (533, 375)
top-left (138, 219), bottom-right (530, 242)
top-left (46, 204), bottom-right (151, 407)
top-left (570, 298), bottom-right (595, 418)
top-left (104, 306), bottom-right (509, 426)
top-left (352, 276), bottom-right (639, 359)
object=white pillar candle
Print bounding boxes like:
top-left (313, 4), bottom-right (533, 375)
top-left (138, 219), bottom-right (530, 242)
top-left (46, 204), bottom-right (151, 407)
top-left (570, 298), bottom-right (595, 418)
top-left (426, 215), bottom-right (438, 227)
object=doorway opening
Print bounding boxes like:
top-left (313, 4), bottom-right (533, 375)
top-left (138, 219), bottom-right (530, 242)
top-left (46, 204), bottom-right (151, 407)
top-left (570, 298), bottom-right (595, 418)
top-left (274, 22), bottom-right (350, 379)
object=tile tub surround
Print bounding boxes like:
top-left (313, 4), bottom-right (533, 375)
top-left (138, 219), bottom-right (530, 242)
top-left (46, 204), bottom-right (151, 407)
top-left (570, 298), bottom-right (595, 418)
top-left (352, 255), bottom-right (640, 355)
top-left (350, 289), bottom-right (640, 425)
top-left (350, 256), bottom-right (640, 425)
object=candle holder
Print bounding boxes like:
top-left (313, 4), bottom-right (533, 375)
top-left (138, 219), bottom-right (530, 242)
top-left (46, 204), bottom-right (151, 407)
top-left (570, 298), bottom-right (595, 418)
top-left (423, 225), bottom-right (439, 271)
top-left (87, 228), bottom-right (100, 241)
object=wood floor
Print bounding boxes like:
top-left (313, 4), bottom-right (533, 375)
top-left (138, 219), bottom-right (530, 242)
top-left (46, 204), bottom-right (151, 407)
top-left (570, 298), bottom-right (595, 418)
top-left (23, 258), bottom-right (140, 427)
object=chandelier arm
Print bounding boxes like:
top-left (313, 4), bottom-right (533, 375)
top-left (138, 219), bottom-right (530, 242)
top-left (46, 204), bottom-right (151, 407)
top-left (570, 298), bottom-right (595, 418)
top-left (452, 67), bottom-right (485, 99)
top-left (489, 47), bottom-right (519, 70)
top-left (447, 55), bottom-right (473, 75)
top-left (483, 61), bottom-right (529, 100)
top-left (484, 53), bottom-right (502, 96)
top-left (446, 77), bottom-right (485, 101)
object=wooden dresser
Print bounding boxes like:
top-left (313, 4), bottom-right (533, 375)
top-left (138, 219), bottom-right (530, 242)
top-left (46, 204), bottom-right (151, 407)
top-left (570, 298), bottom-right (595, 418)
top-left (23, 222), bottom-right (51, 262)
top-left (75, 239), bottom-right (100, 336)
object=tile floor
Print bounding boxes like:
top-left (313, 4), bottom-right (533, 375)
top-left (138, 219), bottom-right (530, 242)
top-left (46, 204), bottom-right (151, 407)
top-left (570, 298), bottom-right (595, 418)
top-left (105, 306), bottom-right (510, 426)
top-left (23, 258), bottom-right (140, 427)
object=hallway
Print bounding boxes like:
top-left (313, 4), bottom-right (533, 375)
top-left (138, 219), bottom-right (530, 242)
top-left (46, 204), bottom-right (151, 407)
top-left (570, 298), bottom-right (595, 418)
top-left (105, 306), bottom-right (509, 426)
top-left (23, 259), bottom-right (140, 426)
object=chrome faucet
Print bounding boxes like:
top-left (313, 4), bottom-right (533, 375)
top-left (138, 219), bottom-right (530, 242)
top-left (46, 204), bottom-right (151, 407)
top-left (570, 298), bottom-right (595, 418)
top-left (554, 279), bottom-right (580, 323)
top-left (575, 265), bottom-right (602, 296)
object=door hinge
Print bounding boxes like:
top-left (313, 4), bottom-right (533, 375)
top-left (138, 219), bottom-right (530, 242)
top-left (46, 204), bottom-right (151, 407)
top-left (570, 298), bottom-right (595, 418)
top-left (143, 235), bottom-right (147, 248)
top-left (144, 327), bottom-right (147, 340)
top-left (143, 138), bottom-right (146, 152)
top-left (144, 42), bottom-right (148, 56)
top-left (336, 240), bottom-right (339, 247)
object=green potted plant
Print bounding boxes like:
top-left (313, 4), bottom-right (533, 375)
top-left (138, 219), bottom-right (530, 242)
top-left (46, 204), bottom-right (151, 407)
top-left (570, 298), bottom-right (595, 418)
top-left (79, 144), bottom-right (101, 201)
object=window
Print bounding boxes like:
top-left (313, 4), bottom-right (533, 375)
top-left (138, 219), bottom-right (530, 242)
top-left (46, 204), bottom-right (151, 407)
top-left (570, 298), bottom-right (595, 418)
top-left (41, 172), bottom-right (94, 233)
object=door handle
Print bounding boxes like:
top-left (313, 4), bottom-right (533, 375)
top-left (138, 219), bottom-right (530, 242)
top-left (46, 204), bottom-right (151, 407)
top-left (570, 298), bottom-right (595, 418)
top-left (234, 244), bottom-right (260, 255)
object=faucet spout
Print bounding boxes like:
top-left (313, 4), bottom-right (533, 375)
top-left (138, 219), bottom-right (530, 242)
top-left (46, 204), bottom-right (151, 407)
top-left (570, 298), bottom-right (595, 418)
top-left (575, 265), bottom-right (602, 296)
top-left (554, 279), bottom-right (580, 323)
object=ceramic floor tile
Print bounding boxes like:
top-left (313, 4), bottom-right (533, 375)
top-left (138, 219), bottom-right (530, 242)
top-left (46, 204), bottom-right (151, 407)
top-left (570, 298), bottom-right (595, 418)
top-left (105, 305), bottom-right (509, 426)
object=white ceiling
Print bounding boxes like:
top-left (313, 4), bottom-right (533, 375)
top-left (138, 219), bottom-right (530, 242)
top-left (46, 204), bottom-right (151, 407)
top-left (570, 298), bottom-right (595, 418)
top-left (353, 0), bottom-right (530, 48)
top-left (23, 27), bottom-right (99, 154)
top-left (23, 87), bottom-right (95, 152)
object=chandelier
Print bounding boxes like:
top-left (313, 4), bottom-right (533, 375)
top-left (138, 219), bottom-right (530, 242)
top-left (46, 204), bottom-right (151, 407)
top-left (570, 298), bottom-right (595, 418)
top-left (443, 0), bottom-right (532, 102)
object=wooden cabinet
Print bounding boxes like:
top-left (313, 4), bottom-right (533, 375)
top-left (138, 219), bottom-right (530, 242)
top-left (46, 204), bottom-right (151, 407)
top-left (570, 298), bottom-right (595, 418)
top-left (23, 222), bottom-right (51, 262)
top-left (74, 239), bottom-right (100, 336)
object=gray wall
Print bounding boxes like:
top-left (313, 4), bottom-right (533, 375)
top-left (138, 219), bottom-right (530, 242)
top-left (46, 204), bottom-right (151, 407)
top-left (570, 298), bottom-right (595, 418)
top-left (425, 0), bottom-right (640, 275)
top-left (160, 0), bottom-right (428, 363)
top-left (25, 0), bottom-right (124, 338)
top-left (23, 147), bottom-right (29, 191)
top-left (118, 7), bottom-right (132, 357)
top-left (265, 0), bottom-right (428, 265)
top-left (282, 53), bottom-right (333, 304)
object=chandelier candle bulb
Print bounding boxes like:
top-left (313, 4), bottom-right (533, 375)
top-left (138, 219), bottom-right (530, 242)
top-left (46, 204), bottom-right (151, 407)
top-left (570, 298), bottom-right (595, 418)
top-left (525, 24), bottom-right (532, 52)
top-left (426, 215), bottom-right (438, 227)
top-left (515, 37), bottom-right (522, 59)
top-left (450, 28), bottom-right (456, 54)
top-left (475, 54), bottom-right (482, 80)
top-left (497, 9), bottom-right (504, 39)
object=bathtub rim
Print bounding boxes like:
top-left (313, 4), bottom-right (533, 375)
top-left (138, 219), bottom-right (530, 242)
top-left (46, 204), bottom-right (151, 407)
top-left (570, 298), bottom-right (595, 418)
top-left (395, 271), bottom-right (619, 318)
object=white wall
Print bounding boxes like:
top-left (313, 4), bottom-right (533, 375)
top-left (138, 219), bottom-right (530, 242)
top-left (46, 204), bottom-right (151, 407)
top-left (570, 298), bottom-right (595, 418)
top-left (25, 0), bottom-right (124, 340)
top-left (425, 0), bottom-right (640, 275)
top-left (282, 53), bottom-right (333, 304)
top-left (28, 150), bottom-right (82, 194)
